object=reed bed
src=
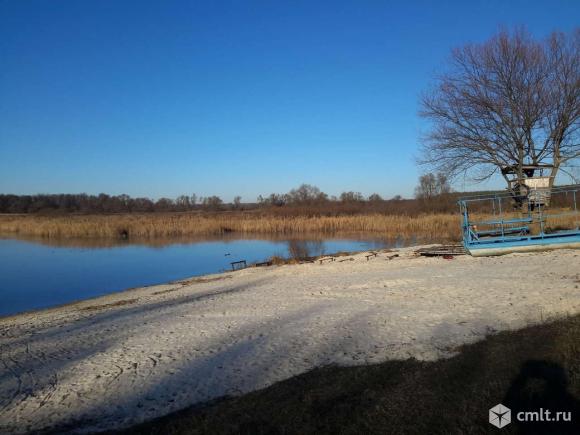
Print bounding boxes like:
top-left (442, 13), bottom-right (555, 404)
top-left (0, 213), bottom-right (463, 240)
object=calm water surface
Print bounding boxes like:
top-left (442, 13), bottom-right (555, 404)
top-left (0, 236), bottom-right (414, 317)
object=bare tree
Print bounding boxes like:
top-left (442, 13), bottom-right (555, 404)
top-left (419, 28), bottom-right (579, 189)
top-left (267, 193), bottom-right (287, 206)
top-left (286, 184), bottom-right (328, 204)
top-left (415, 173), bottom-right (437, 199)
top-left (339, 191), bottom-right (364, 202)
top-left (202, 195), bottom-right (223, 211)
top-left (436, 173), bottom-right (451, 195)
top-left (415, 172), bottom-right (451, 199)
top-left (155, 197), bottom-right (174, 211)
top-left (176, 195), bottom-right (190, 210)
top-left (233, 196), bottom-right (242, 209)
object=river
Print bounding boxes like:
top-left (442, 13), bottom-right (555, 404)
top-left (0, 235), bottom-right (420, 317)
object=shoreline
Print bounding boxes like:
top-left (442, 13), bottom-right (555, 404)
top-left (1, 246), bottom-right (579, 433)
top-left (0, 266), bottom-right (244, 324)
top-left (0, 242), bottom-right (432, 321)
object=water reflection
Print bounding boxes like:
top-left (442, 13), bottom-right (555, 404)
top-left (5, 232), bottom-right (420, 249)
top-left (287, 239), bottom-right (324, 259)
top-left (0, 235), bottom-right (430, 317)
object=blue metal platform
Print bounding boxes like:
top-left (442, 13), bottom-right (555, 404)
top-left (459, 185), bottom-right (580, 257)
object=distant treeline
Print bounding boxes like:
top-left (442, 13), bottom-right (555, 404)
top-left (0, 175), bottom-right (463, 215)
top-left (0, 193), bottom-right (222, 214)
top-left (0, 186), bottom-right (460, 216)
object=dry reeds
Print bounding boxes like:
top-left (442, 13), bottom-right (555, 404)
top-left (0, 213), bottom-right (463, 240)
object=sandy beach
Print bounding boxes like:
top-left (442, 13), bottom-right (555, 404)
top-left (1, 247), bottom-right (579, 434)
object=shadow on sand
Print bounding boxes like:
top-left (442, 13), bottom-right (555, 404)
top-left (503, 359), bottom-right (580, 434)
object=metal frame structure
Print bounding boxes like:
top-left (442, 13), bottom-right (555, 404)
top-left (458, 185), bottom-right (580, 256)
top-left (501, 164), bottom-right (555, 207)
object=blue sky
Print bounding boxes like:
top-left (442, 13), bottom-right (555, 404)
top-left (0, 0), bottom-right (578, 201)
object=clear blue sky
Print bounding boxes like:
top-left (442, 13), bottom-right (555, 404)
top-left (1, 0), bottom-right (578, 201)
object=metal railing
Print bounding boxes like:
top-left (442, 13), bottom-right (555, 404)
top-left (458, 185), bottom-right (580, 246)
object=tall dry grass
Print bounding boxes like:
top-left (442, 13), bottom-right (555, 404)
top-left (0, 213), bottom-right (462, 240)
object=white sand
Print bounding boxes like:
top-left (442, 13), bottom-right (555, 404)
top-left (0, 247), bottom-right (579, 433)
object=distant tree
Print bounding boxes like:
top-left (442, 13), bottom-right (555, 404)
top-left (256, 193), bottom-right (285, 207)
top-left (190, 193), bottom-right (197, 206)
top-left (368, 193), bottom-right (383, 202)
top-left (202, 195), bottom-right (223, 211)
top-left (415, 174), bottom-right (436, 199)
top-left (133, 197), bottom-right (154, 212)
top-left (340, 191), bottom-right (364, 202)
top-left (96, 193), bottom-right (110, 212)
top-left (270, 193), bottom-right (287, 206)
top-left (233, 196), bottom-right (242, 209)
top-left (286, 184), bottom-right (328, 204)
top-left (415, 172), bottom-right (451, 199)
top-left (176, 195), bottom-right (191, 210)
top-left (391, 195), bottom-right (403, 201)
top-left (118, 194), bottom-right (131, 211)
top-left (436, 173), bottom-right (451, 195)
top-left (155, 197), bottom-right (174, 211)
top-left (419, 28), bottom-right (580, 190)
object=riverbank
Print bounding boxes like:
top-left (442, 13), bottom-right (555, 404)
top-left (1, 247), bottom-right (579, 433)
top-left (0, 212), bottom-right (461, 240)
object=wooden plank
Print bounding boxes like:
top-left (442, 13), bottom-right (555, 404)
top-left (415, 244), bottom-right (467, 257)
top-left (255, 261), bottom-right (272, 267)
